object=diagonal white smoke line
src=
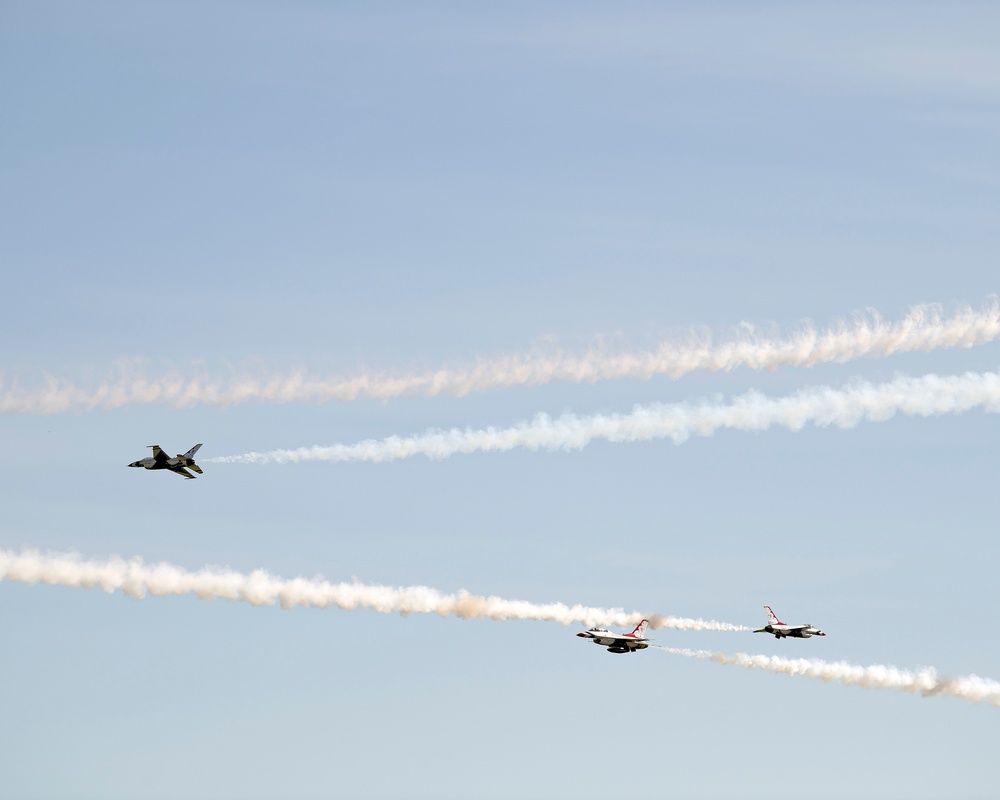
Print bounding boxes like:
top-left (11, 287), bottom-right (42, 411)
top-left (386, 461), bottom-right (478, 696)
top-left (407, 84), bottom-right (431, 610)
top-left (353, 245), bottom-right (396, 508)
top-left (661, 647), bottom-right (1000, 707)
top-left (0, 549), bottom-right (748, 632)
top-left (3, 299), bottom-right (999, 414)
top-left (209, 370), bottom-right (1000, 465)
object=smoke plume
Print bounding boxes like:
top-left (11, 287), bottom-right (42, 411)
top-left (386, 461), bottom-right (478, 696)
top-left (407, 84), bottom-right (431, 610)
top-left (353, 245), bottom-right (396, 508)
top-left (661, 647), bottom-right (1000, 707)
top-left (210, 370), bottom-right (1000, 465)
top-left (3, 299), bottom-right (998, 413)
top-left (0, 549), bottom-right (747, 632)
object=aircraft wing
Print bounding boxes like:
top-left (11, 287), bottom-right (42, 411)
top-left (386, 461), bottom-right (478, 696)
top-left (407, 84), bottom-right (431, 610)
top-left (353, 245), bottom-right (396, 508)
top-left (585, 635), bottom-right (630, 647)
top-left (170, 466), bottom-right (197, 479)
top-left (604, 635), bottom-right (648, 647)
top-left (148, 445), bottom-right (169, 463)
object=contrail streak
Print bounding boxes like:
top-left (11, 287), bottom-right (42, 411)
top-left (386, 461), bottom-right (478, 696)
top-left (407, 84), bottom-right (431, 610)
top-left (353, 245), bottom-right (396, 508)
top-left (2, 299), bottom-right (998, 413)
top-left (661, 647), bottom-right (1000, 708)
top-left (210, 369), bottom-right (1000, 465)
top-left (0, 549), bottom-right (747, 632)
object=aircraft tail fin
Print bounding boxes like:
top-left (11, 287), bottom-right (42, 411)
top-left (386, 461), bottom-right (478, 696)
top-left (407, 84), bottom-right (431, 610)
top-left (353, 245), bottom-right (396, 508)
top-left (764, 606), bottom-right (783, 626)
top-left (182, 444), bottom-right (203, 459)
top-left (630, 619), bottom-right (649, 639)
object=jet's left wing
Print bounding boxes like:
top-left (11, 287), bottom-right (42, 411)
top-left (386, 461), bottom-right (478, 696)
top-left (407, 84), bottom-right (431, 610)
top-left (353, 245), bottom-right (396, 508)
top-left (607, 635), bottom-right (650, 652)
top-left (170, 466), bottom-right (197, 479)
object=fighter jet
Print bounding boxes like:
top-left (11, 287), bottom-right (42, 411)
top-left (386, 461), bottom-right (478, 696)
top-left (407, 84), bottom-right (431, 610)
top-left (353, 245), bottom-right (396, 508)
top-left (576, 619), bottom-right (650, 654)
top-left (753, 605), bottom-right (825, 639)
top-left (128, 444), bottom-right (204, 480)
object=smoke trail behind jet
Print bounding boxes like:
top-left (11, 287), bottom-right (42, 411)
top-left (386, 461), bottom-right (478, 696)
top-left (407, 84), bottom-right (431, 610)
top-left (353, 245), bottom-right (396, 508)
top-left (3, 299), bottom-right (998, 413)
top-left (661, 647), bottom-right (1000, 707)
top-left (211, 370), bottom-right (1000, 465)
top-left (0, 549), bottom-right (747, 632)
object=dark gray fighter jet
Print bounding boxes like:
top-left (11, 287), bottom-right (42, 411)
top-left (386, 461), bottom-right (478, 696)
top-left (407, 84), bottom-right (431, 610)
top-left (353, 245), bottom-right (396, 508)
top-left (129, 444), bottom-right (204, 479)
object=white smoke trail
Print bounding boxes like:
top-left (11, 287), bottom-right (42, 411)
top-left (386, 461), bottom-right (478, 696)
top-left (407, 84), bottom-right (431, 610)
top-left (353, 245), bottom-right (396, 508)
top-left (661, 647), bottom-right (1000, 707)
top-left (3, 299), bottom-right (998, 413)
top-left (0, 549), bottom-right (747, 632)
top-left (210, 369), bottom-right (1000, 465)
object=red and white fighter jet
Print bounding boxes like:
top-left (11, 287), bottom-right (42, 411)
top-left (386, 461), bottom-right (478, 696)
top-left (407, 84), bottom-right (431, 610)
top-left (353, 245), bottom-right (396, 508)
top-left (753, 606), bottom-right (826, 639)
top-left (576, 619), bottom-right (651, 654)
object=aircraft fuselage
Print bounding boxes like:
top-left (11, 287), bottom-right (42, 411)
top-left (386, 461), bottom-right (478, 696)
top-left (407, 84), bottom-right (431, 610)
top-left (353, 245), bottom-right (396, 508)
top-left (128, 444), bottom-right (204, 480)
top-left (756, 624), bottom-right (825, 639)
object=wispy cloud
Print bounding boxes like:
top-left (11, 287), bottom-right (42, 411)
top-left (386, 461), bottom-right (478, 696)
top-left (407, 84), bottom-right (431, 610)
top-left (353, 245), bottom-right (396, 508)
top-left (500, 5), bottom-right (1000, 101)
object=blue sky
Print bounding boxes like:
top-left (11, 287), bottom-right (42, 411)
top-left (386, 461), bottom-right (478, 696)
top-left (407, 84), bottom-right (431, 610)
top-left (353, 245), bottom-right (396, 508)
top-left (2, 3), bottom-right (1000, 798)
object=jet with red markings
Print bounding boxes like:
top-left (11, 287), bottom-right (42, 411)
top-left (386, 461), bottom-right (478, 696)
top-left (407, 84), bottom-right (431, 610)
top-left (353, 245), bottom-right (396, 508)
top-left (753, 606), bottom-right (825, 639)
top-left (576, 619), bottom-right (651, 654)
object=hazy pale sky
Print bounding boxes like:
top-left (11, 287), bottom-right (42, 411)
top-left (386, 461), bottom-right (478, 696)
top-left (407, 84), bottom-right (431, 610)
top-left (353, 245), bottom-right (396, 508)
top-left (2, 3), bottom-right (999, 798)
